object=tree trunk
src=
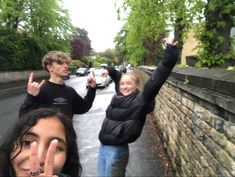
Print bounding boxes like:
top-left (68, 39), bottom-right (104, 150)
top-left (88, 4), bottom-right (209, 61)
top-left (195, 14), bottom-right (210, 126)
top-left (174, 17), bottom-right (184, 63)
top-left (205, 0), bottom-right (234, 54)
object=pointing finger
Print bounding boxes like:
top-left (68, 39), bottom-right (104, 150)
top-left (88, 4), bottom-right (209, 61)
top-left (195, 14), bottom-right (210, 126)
top-left (28, 72), bottom-right (34, 84)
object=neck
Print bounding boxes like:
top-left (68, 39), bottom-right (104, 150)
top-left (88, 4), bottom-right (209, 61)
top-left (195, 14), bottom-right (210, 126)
top-left (49, 76), bottom-right (64, 84)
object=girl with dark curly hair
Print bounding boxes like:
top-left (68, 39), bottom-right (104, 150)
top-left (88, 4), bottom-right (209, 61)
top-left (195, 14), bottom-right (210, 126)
top-left (0, 107), bottom-right (82, 177)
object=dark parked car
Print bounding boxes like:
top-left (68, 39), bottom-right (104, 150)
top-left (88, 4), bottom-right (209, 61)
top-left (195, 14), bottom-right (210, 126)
top-left (117, 65), bottom-right (127, 73)
top-left (76, 67), bottom-right (89, 76)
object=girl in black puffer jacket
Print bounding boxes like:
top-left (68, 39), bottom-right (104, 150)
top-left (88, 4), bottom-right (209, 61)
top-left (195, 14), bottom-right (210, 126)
top-left (97, 41), bottom-right (179, 177)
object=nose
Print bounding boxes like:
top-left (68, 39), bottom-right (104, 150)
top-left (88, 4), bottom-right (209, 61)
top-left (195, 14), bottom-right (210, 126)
top-left (64, 64), bottom-right (69, 70)
top-left (123, 83), bottom-right (128, 88)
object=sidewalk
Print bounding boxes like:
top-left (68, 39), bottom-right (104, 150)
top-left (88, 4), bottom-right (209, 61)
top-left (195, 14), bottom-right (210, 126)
top-left (73, 83), bottom-right (174, 177)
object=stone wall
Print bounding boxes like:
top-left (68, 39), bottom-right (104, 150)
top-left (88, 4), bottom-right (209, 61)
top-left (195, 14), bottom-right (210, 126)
top-left (0, 70), bottom-right (48, 83)
top-left (136, 67), bottom-right (235, 177)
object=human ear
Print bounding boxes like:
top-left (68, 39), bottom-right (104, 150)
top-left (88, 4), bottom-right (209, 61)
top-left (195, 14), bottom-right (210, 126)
top-left (47, 65), bottom-right (53, 72)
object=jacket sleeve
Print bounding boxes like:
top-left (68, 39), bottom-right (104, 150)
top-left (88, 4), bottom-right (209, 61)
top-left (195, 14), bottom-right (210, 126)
top-left (142, 44), bottom-right (179, 102)
top-left (18, 94), bottom-right (39, 117)
top-left (105, 67), bottom-right (122, 93)
top-left (72, 87), bottom-right (96, 114)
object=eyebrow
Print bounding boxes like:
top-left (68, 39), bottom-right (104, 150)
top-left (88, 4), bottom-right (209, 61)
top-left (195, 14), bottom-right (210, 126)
top-left (25, 131), bottom-right (66, 145)
top-left (49, 137), bottom-right (66, 145)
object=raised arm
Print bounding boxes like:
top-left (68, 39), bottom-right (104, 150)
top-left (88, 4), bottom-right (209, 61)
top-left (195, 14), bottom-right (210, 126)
top-left (143, 42), bottom-right (179, 102)
top-left (103, 67), bottom-right (122, 93)
top-left (19, 73), bottom-right (45, 117)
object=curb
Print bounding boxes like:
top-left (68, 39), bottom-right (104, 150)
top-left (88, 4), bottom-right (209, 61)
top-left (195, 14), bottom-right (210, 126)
top-left (0, 80), bottom-right (27, 98)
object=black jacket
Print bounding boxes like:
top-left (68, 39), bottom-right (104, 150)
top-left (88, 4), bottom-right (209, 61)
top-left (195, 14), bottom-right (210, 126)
top-left (99, 44), bottom-right (179, 145)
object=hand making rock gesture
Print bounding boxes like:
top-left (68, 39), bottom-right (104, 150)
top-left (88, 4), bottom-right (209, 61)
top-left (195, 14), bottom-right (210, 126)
top-left (27, 73), bottom-right (45, 96)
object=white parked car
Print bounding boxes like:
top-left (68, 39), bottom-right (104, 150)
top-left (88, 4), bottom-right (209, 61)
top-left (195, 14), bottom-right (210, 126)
top-left (100, 63), bottom-right (108, 68)
top-left (87, 69), bottom-right (110, 88)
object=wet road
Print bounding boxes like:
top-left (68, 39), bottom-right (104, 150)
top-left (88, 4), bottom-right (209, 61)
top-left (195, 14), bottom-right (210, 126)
top-left (0, 93), bottom-right (25, 138)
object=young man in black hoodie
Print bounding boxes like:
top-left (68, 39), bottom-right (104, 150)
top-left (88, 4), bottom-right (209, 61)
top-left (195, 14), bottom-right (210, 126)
top-left (19, 51), bottom-right (96, 119)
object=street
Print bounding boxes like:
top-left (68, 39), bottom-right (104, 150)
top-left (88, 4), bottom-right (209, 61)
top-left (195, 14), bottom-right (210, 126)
top-left (0, 93), bottom-right (25, 138)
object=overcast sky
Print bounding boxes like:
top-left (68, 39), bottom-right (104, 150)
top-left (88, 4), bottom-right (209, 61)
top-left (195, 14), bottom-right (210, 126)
top-left (62, 0), bottom-right (124, 52)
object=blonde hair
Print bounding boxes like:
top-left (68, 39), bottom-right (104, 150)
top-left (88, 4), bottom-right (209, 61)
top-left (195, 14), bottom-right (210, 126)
top-left (120, 72), bottom-right (141, 89)
top-left (42, 51), bottom-right (70, 72)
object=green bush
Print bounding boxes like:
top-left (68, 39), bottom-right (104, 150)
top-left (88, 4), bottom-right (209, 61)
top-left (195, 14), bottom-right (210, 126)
top-left (0, 25), bottom-right (74, 71)
top-left (69, 60), bottom-right (86, 74)
top-left (0, 29), bottom-right (44, 71)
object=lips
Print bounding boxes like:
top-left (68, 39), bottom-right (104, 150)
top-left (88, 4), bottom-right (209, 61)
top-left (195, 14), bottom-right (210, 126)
top-left (121, 90), bottom-right (130, 95)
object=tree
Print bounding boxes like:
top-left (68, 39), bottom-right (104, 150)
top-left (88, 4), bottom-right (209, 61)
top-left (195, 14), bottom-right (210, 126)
top-left (71, 27), bottom-right (92, 61)
top-left (164, 0), bottom-right (205, 62)
top-left (0, 0), bottom-right (26, 29)
top-left (101, 48), bottom-right (118, 60)
top-left (115, 0), bottom-right (169, 65)
top-left (116, 0), bottom-right (234, 67)
top-left (114, 28), bottom-right (128, 63)
top-left (0, 0), bottom-right (74, 70)
top-left (196, 0), bottom-right (235, 67)
top-left (26, 0), bottom-right (74, 52)
top-left (0, 0), bottom-right (74, 39)
top-left (97, 48), bottom-right (120, 66)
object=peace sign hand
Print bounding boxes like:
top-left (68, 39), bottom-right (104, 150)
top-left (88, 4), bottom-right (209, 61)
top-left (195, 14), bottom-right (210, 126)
top-left (27, 72), bottom-right (45, 96)
top-left (87, 77), bottom-right (96, 88)
top-left (29, 139), bottom-right (59, 177)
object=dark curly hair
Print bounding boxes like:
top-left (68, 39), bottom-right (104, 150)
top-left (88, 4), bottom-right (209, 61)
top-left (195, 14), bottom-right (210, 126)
top-left (0, 107), bottom-right (82, 177)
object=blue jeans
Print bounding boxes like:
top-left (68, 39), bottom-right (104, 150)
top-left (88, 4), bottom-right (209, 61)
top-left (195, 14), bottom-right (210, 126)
top-left (97, 144), bottom-right (129, 177)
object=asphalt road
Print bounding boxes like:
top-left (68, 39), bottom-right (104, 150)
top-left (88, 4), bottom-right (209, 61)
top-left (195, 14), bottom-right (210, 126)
top-left (0, 93), bottom-right (25, 138)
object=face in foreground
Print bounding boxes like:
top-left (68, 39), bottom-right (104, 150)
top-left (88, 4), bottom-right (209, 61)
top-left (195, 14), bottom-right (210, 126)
top-left (11, 117), bottom-right (67, 177)
top-left (119, 75), bottom-right (138, 96)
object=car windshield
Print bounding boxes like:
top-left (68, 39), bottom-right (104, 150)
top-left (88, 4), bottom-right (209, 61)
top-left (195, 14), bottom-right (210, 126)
top-left (93, 70), bottom-right (103, 77)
